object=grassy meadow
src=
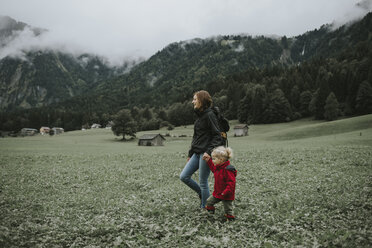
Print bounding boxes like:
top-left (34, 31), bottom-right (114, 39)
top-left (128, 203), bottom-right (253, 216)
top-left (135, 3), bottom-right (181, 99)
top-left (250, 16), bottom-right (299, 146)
top-left (0, 115), bottom-right (371, 247)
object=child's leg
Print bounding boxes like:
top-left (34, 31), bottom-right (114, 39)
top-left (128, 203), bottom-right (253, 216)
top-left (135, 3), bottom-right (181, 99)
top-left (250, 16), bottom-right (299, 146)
top-left (205, 196), bottom-right (220, 213)
top-left (223, 200), bottom-right (235, 220)
top-left (206, 196), bottom-right (221, 206)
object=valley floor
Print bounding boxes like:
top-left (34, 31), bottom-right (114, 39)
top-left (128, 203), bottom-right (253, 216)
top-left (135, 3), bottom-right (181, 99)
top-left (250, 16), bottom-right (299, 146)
top-left (0, 115), bottom-right (371, 247)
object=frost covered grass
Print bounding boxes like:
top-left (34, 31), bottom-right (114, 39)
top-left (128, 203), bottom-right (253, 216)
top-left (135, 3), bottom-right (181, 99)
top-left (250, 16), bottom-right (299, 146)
top-left (0, 115), bottom-right (371, 247)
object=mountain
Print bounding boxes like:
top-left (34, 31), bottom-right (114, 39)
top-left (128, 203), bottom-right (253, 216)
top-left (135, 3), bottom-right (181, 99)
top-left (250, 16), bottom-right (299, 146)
top-left (1, 14), bottom-right (370, 111)
top-left (92, 12), bottom-right (372, 109)
top-left (0, 16), bottom-right (130, 110)
top-left (0, 51), bottom-right (131, 110)
top-left (1, 12), bottom-right (372, 132)
top-left (94, 35), bottom-right (291, 108)
top-left (0, 15), bottom-right (45, 48)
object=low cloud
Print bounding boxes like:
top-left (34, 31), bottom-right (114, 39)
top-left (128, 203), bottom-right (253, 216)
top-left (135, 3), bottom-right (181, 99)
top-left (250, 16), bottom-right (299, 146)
top-left (330, 0), bottom-right (372, 30)
top-left (0, 15), bottom-right (141, 66)
top-left (0, 0), bottom-right (371, 65)
top-left (0, 25), bottom-right (139, 66)
top-left (0, 26), bottom-right (43, 60)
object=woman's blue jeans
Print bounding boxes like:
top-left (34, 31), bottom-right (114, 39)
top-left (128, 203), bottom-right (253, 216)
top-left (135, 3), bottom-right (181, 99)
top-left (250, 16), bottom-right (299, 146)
top-left (180, 153), bottom-right (210, 208)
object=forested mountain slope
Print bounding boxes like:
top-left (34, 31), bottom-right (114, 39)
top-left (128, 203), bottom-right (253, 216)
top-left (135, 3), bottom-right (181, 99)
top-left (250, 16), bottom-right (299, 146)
top-left (1, 12), bottom-right (371, 131)
top-left (92, 12), bottom-right (372, 111)
top-left (0, 16), bottom-right (130, 110)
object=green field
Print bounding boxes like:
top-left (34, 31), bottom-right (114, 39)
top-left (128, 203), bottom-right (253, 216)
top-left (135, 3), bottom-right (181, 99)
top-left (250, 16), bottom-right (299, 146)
top-left (1, 115), bottom-right (371, 247)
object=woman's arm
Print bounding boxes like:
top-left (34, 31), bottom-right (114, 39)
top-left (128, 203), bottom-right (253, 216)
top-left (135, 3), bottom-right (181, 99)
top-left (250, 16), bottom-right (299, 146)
top-left (206, 112), bottom-right (223, 155)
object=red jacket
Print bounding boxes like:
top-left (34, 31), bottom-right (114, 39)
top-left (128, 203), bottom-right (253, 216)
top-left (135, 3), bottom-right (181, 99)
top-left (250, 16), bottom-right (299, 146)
top-left (207, 159), bottom-right (237, 200)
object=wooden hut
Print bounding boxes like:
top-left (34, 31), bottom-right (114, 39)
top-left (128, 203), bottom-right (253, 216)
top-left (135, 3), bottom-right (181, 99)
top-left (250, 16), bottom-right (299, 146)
top-left (21, 128), bottom-right (38, 136)
top-left (50, 127), bottom-right (64, 135)
top-left (138, 134), bottom-right (166, 146)
top-left (234, 124), bottom-right (249, 136)
top-left (40, 126), bottom-right (50, 135)
top-left (91, 123), bottom-right (101, 129)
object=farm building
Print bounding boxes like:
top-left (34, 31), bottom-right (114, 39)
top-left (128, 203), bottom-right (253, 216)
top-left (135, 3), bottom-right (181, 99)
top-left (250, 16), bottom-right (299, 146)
top-left (91, 123), bottom-right (101, 129)
top-left (50, 127), bottom-right (64, 135)
top-left (40, 126), bottom-right (50, 135)
top-left (138, 134), bottom-right (166, 146)
top-left (234, 124), bottom-right (249, 136)
top-left (21, 128), bottom-right (38, 136)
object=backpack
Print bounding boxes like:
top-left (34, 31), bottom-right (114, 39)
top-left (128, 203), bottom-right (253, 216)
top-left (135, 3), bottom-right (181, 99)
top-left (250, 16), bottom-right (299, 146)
top-left (212, 106), bottom-right (230, 146)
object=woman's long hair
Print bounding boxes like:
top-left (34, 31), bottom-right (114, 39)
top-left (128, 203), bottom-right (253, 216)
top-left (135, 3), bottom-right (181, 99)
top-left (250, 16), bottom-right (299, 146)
top-left (194, 90), bottom-right (212, 111)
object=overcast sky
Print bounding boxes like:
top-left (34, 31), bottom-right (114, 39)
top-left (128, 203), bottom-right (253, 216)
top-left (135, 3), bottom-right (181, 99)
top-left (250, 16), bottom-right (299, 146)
top-left (0, 0), bottom-right (371, 65)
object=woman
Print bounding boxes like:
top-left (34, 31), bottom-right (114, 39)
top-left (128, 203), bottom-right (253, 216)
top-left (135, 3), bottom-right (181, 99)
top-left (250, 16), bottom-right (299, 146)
top-left (180, 90), bottom-right (224, 208)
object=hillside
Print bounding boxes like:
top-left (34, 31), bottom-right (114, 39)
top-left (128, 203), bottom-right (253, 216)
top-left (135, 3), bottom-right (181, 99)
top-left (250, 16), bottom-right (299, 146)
top-left (0, 16), bottom-right (131, 110)
top-left (1, 13), bottom-right (370, 111)
top-left (1, 13), bottom-right (372, 132)
top-left (242, 114), bottom-right (372, 142)
top-left (164, 114), bottom-right (372, 147)
top-left (270, 114), bottom-right (372, 140)
top-left (94, 12), bottom-right (372, 109)
top-left (60, 12), bottom-right (372, 118)
top-left (0, 52), bottom-right (126, 110)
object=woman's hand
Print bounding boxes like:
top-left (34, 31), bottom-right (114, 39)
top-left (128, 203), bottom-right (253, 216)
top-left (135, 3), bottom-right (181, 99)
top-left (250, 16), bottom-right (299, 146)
top-left (202, 152), bottom-right (210, 161)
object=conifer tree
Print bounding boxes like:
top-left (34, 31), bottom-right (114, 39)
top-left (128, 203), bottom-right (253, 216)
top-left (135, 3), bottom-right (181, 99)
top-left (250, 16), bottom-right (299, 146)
top-left (355, 81), bottom-right (372, 114)
top-left (251, 84), bottom-right (267, 123)
top-left (310, 83), bottom-right (330, 119)
top-left (313, 68), bottom-right (331, 119)
top-left (324, 92), bottom-right (339, 121)
top-left (290, 85), bottom-right (301, 111)
top-left (262, 89), bottom-right (292, 123)
top-left (238, 89), bottom-right (253, 123)
top-left (299, 90), bottom-right (313, 117)
top-left (142, 106), bottom-right (153, 120)
top-left (309, 89), bottom-right (319, 117)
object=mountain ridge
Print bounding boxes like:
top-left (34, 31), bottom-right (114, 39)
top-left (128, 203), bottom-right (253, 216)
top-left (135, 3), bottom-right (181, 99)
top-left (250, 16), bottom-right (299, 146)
top-left (0, 12), bottom-right (371, 131)
top-left (1, 13), bottom-right (370, 111)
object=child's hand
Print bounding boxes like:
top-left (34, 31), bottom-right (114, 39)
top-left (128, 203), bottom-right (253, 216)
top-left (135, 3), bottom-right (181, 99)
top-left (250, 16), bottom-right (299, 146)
top-left (202, 152), bottom-right (210, 161)
top-left (222, 189), bottom-right (230, 197)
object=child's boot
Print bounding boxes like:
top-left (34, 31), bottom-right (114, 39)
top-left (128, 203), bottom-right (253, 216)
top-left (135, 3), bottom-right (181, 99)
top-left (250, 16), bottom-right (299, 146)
top-left (205, 206), bottom-right (215, 214)
top-left (224, 214), bottom-right (235, 221)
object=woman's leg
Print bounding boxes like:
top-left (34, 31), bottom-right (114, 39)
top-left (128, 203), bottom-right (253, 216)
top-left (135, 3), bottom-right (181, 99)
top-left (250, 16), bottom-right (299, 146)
top-left (199, 155), bottom-right (210, 208)
top-left (180, 154), bottom-right (201, 197)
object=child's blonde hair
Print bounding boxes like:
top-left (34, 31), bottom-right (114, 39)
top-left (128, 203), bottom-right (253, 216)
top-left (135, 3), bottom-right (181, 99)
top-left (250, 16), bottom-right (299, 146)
top-left (211, 146), bottom-right (233, 162)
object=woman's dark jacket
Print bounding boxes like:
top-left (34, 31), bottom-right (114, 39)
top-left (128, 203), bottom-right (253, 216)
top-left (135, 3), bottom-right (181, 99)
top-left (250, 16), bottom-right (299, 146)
top-left (188, 108), bottom-right (224, 157)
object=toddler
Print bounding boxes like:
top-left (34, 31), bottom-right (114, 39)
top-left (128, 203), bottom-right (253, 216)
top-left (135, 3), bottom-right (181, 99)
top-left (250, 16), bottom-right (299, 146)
top-left (203, 146), bottom-right (237, 221)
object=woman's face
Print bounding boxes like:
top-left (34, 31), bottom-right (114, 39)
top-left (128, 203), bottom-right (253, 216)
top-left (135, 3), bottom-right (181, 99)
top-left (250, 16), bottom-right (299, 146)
top-left (192, 94), bottom-right (201, 109)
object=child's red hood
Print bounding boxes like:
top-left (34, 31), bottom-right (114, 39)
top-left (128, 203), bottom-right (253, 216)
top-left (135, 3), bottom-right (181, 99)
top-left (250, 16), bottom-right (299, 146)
top-left (215, 160), bottom-right (230, 169)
